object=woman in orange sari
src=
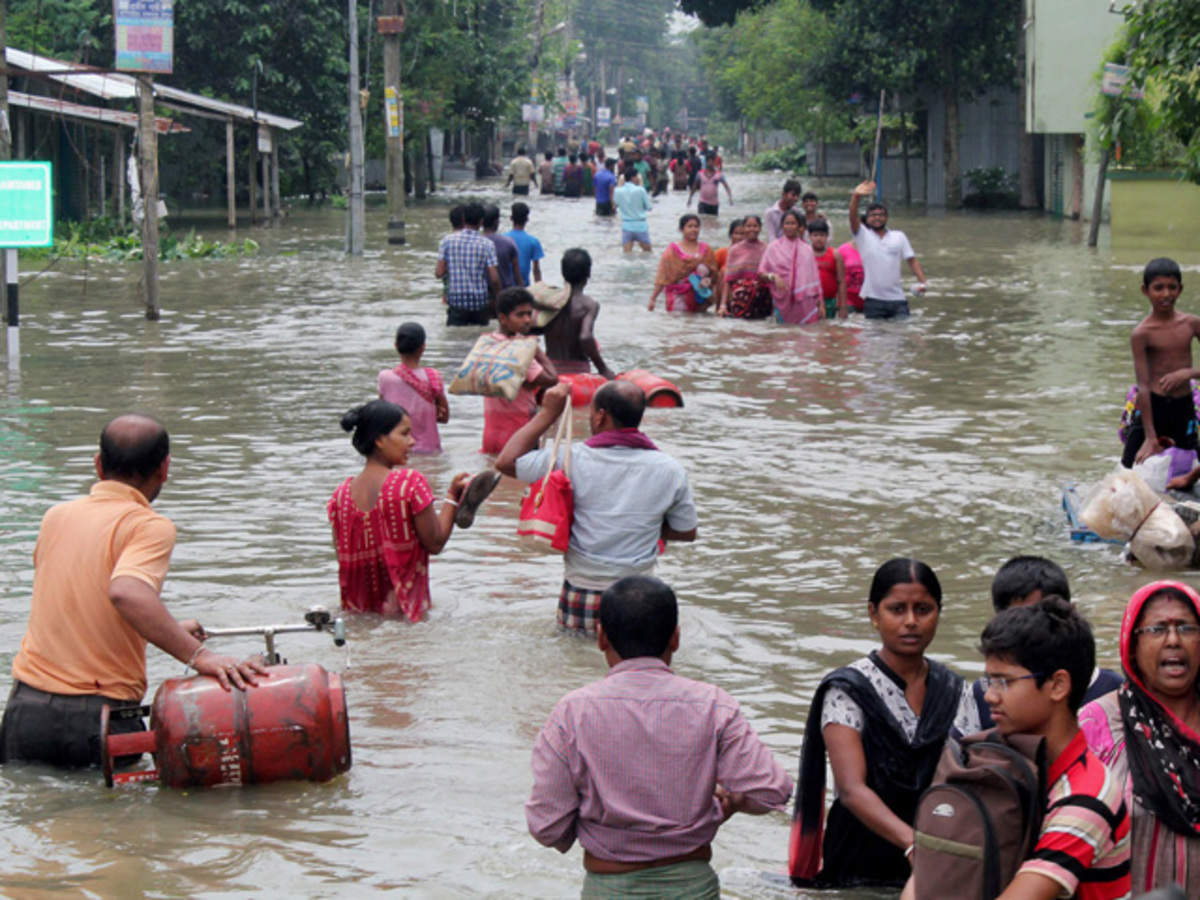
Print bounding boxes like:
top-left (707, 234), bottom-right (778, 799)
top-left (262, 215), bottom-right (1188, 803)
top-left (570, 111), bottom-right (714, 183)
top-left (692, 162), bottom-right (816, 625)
top-left (648, 213), bottom-right (718, 313)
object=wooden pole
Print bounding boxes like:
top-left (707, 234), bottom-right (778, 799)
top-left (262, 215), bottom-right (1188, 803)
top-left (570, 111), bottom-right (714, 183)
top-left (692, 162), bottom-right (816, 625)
top-left (226, 118), bottom-right (236, 228)
top-left (270, 134), bottom-right (281, 218)
top-left (382, 0), bottom-right (406, 245)
top-left (346, 0), bottom-right (365, 255)
top-left (871, 89), bottom-right (885, 198)
top-left (1087, 148), bottom-right (1110, 248)
top-left (248, 129), bottom-right (257, 225)
top-left (115, 134), bottom-right (125, 226)
top-left (137, 75), bottom-right (160, 321)
top-left (260, 133), bottom-right (270, 222)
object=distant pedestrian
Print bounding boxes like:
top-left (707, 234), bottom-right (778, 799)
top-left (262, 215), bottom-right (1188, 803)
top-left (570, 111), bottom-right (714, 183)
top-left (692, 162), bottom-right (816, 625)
top-left (614, 167), bottom-right (653, 252)
top-left (505, 146), bottom-right (537, 196)
top-left (506, 202), bottom-right (545, 285)
top-left (594, 159), bottom-right (617, 217)
top-left (482, 204), bottom-right (523, 289)
top-left (552, 147), bottom-right (568, 196)
top-left (688, 158), bottom-right (732, 216)
top-left (435, 202), bottom-right (499, 326)
top-left (764, 179), bottom-right (802, 241)
top-left (538, 151), bottom-right (554, 196)
top-left (562, 154), bottom-right (583, 199)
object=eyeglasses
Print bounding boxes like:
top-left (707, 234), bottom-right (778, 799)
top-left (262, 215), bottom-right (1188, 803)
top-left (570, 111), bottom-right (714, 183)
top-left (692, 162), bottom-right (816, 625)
top-left (1134, 621), bottom-right (1200, 640)
top-left (980, 673), bottom-right (1043, 692)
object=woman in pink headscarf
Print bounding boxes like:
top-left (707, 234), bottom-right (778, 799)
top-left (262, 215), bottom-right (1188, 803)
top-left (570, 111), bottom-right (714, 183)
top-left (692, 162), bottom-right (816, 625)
top-left (758, 208), bottom-right (822, 325)
top-left (718, 214), bottom-right (773, 319)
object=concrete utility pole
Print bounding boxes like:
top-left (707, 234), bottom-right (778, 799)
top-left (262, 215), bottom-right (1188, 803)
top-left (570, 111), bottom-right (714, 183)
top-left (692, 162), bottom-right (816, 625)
top-left (137, 75), bottom-right (160, 320)
top-left (381, 1), bottom-right (405, 245)
top-left (346, 0), bottom-right (365, 255)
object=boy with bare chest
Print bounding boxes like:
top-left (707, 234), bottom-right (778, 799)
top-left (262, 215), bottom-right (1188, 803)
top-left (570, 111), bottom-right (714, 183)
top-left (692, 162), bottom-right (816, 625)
top-left (1123, 257), bottom-right (1200, 467)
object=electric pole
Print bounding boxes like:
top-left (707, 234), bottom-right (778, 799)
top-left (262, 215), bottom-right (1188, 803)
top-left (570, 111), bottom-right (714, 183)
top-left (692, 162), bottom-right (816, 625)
top-left (346, 0), bottom-right (365, 255)
top-left (380, 2), bottom-right (405, 244)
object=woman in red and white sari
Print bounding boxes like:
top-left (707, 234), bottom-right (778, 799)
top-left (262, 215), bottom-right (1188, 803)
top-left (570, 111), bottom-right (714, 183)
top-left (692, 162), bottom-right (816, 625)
top-left (648, 213), bottom-right (718, 313)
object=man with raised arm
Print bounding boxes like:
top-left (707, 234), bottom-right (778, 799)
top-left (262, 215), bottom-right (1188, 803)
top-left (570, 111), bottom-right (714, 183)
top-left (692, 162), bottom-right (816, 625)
top-left (848, 181), bottom-right (927, 320)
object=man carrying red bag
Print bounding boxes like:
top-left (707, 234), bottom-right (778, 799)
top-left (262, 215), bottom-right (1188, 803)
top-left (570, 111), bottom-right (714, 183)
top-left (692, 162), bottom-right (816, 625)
top-left (496, 381), bottom-right (698, 635)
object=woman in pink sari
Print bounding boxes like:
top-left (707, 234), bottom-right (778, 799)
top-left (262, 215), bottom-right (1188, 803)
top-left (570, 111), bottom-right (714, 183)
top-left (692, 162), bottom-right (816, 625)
top-left (378, 322), bottom-right (449, 454)
top-left (758, 208), bottom-right (822, 325)
top-left (648, 213), bottom-right (718, 313)
top-left (718, 214), bottom-right (773, 319)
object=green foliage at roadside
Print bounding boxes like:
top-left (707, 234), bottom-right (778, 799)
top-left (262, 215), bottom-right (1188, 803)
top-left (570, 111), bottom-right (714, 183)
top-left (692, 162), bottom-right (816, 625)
top-left (1121, 0), bottom-right (1200, 183)
top-left (747, 144), bottom-right (808, 173)
top-left (21, 219), bottom-right (259, 262)
top-left (962, 167), bottom-right (1018, 208)
top-left (1092, 36), bottom-right (1187, 173)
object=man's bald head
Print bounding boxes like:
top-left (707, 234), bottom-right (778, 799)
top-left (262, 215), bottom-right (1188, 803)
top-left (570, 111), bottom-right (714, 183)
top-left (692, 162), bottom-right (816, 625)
top-left (593, 381), bottom-right (645, 429)
top-left (99, 415), bottom-right (170, 480)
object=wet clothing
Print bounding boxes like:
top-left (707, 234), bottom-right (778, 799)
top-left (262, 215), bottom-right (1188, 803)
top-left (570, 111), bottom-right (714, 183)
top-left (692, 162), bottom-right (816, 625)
top-left (12, 480), bottom-right (175, 704)
top-left (485, 231), bottom-right (521, 289)
top-left (562, 164), bottom-right (583, 198)
top-left (557, 579), bottom-right (604, 634)
top-left (378, 365), bottom-right (445, 454)
top-left (538, 160), bottom-right (555, 195)
top-left (1019, 731), bottom-right (1131, 900)
top-left (697, 202), bottom-right (719, 216)
top-left (655, 242), bottom-right (717, 314)
top-left (446, 306), bottom-right (490, 327)
top-left (482, 334), bottom-right (545, 454)
top-left (836, 242), bottom-right (864, 311)
top-left (328, 469), bottom-right (434, 620)
top-left (0, 680), bottom-right (146, 768)
top-left (552, 155), bottom-right (568, 194)
top-left (863, 297), bottom-right (909, 320)
top-left (594, 168), bottom-right (616, 207)
top-left (854, 226), bottom-right (914, 302)
top-left (789, 652), bottom-right (973, 888)
top-left (1080, 581), bottom-right (1200, 895)
top-left (527, 657), bottom-right (792, 862)
top-left (759, 236), bottom-right (822, 325)
top-left (508, 155), bottom-right (536, 190)
top-left (614, 182), bottom-right (652, 236)
top-left (1120, 391), bottom-right (1199, 468)
top-left (505, 229), bottom-right (545, 287)
top-left (581, 861), bottom-right (718, 899)
top-left (439, 227), bottom-right (497, 312)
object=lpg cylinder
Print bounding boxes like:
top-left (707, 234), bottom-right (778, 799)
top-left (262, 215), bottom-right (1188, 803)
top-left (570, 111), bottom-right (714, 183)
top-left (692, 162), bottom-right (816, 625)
top-left (102, 663), bottom-right (351, 788)
top-left (558, 372), bottom-right (607, 408)
top-left (617, 370), bottom-right (684, 408)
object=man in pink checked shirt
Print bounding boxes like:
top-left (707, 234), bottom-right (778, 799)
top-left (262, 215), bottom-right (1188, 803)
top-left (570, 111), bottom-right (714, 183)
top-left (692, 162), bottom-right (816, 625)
top-left (525, 576), bottom-right (793, 897)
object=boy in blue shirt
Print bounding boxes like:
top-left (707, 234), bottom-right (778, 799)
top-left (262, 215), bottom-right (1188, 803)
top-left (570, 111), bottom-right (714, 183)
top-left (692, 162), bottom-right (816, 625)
top-left (506, 202), bottom-right (545, 286)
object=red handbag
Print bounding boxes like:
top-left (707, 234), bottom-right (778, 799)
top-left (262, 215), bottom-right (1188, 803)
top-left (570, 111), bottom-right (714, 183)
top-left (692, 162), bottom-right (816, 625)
top-left (517, 409), bottom-right (574, 553)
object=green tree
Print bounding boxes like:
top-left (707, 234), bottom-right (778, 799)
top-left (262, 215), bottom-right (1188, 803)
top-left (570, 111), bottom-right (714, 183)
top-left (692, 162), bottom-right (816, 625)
top-left (1123, 0), bottom-right (1200, 182)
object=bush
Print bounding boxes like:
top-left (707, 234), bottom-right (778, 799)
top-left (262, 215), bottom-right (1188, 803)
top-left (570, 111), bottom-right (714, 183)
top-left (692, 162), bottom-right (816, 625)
top-left (747, 143), bottom-right (808, 173)
top-left (22, 222), bottom-right (259, 262)
top-left (963, 166), bottom-right (1019, 209)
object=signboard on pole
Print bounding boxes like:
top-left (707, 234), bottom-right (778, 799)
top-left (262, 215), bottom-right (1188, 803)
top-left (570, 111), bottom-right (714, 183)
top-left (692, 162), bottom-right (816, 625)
top-left (1100, 63), bottom-right (1144, 99)
top-left (522, 104), bottom-right (545, 123)
top-left (635, 95), bottom-right (649, 114)
top-left (257, 125), bottom-right (273, 154)
top-left (114, 0), bottom-right (174, 74)
top-left (0, 162), bottom-right (54, 248)
top-left (384, 87), bottom-right (402, 139)
top-left (596, 106), bottom-right (611, 127)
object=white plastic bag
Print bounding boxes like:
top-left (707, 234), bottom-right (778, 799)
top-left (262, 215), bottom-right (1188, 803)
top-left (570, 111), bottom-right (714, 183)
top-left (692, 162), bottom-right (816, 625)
top-left (1132, 454), bottom-right (1172, 494)
top-left (1080, 467), bottom-right (1194, 570)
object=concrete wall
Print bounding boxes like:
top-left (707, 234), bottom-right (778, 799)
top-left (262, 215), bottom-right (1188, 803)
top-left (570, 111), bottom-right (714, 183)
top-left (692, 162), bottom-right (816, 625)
top-left (924, 87), bottom-right (1023, 206)
top-left (1108, 172), bottom-right (1200, 250)
top-left (1025, 0), bottom-right (1121, 134)
top-left (806, 141), bottom-right (861, 177)
top-left (1041, 132), bottom-right (1110, 222)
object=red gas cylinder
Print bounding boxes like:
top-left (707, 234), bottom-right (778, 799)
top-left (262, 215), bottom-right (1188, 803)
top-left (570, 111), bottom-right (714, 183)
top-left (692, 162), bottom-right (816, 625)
top-left (101, 663), bottom-right (351, 788)
top-left (558, 372), bottom-right (607, 407)
top-left (617, 370), bottom-right (684, 408)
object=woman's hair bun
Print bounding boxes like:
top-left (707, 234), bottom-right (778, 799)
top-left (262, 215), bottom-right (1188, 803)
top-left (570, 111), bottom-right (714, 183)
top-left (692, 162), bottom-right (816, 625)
top-left (1039, 594), bottom-right (1072, 620)
top-left (340, 407), bottom-right (362, 432)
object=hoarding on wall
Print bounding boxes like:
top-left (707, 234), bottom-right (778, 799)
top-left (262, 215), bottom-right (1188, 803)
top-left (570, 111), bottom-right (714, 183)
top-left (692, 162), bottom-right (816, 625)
top-left (0, 162), bottom-right (54, 248)
top-left (114, 0), bottom-right (174, 74)
top-left (596, 107), bottom-right (611, 127)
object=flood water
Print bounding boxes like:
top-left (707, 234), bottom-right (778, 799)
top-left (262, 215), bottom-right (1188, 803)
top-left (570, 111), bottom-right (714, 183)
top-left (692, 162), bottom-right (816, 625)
top-left (2, 168), bottom-right (1199, 898)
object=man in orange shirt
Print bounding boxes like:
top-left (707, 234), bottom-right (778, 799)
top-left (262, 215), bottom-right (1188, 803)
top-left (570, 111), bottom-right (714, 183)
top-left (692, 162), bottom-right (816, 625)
top-left (0, 414), bottom-right (265, 768)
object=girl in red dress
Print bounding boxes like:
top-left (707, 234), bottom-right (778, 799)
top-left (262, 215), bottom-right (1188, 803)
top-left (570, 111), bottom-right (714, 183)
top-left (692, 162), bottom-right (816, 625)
top-left (328, 401), bottom-right (470, 620)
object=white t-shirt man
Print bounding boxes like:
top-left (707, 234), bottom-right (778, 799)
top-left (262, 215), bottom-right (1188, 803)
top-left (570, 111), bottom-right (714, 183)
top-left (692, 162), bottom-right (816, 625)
top-left (853, 227), bottom-right (915, 302)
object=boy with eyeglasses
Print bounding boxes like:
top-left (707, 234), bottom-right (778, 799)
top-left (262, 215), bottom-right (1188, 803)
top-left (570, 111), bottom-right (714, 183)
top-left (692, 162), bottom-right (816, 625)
top-left (904, 598), bottom-right (1131, 900)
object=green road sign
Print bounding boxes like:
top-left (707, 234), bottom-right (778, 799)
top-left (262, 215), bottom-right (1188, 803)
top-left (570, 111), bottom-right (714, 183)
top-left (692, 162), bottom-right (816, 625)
top-left (0, 162), bottom-right (53, 248)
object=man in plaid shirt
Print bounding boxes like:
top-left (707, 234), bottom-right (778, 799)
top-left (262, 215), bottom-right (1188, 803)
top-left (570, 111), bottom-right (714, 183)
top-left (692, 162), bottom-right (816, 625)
top-left (435, 202), bottom-right (500, 326)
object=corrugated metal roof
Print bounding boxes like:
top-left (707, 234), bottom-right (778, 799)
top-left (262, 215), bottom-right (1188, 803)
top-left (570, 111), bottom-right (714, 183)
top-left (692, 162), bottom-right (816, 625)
top-left (8, 89), bottom-right (188, 133)
top-left (5, 47), bottom-right (303, 131)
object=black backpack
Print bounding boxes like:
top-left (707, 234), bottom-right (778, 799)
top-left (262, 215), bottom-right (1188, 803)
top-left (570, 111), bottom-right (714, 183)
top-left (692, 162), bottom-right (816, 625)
top-left (913, 731), bottom-right (1047, 900)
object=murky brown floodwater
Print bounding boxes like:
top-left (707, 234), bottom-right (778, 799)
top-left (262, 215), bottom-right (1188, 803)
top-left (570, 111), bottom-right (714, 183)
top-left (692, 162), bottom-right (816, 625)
top-left (2, 168), bottom-right (1199, 898)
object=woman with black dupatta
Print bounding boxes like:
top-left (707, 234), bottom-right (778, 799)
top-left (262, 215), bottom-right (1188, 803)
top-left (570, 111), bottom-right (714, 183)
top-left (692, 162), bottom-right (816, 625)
top-left (788, 558), bottom-right (980, 888)
top-left (1080, 580), bottom-right (1200, 895)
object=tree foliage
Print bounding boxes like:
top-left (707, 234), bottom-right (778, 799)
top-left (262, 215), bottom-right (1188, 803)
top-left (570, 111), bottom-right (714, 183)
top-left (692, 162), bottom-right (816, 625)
top-left (1123, 0), bottom-right (1200, 182)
